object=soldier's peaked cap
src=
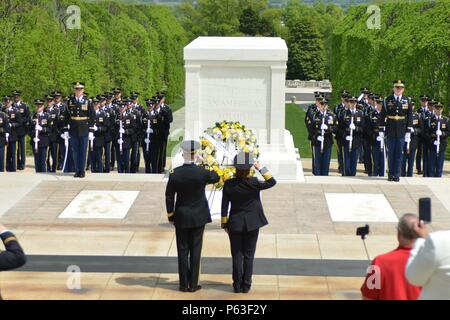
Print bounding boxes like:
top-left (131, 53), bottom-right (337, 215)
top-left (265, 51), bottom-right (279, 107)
top-left (393, 80), bottom-right (405, 87)
top-left (73, 81), bottom-right (85, 89)
top-left (233, 152), bottom-right (254, 170)
top-left (11, 90), bottom-right (22, 96)
top-left (181, 140), bottom-right (201, 153)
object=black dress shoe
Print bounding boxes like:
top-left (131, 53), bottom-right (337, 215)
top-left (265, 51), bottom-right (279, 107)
top-left (394, 177), bottom-right (400, 182)
top-left (233, 284), bottom-right (241, 293)
top-left (388, 176), bottom-right (393, 181)
top-left (179, 286), bottom-right (188, 292)
top-left (188, 285), bottom-right (202, 292)
top-left (79, 171), bottom-right (86, 178)
top-left (242, 286), bottom-right (251, 293)
top-left (417, 171), bottom-right (423, 175)
top-left (73, 172), bottom-right (80, 178)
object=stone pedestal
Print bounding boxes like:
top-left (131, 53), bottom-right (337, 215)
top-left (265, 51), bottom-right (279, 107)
top-left (184, 37), bottom-right (303, 181)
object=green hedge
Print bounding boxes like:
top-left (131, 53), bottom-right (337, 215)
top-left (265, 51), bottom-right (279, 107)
top-left (0, 0), bottom-right (188, 105)
top-left (330, 1), bottom-right (450, 107)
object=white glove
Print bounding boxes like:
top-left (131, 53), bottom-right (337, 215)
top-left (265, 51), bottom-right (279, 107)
top-left (349, 123), bottom-right (356, 130)
top-left (144, 138), bottom-right (151, 144)
top-left (379, 132), bottom-right (384, 138)
top-left (405, 133), bottom-right (411, 141)
top-left (117, 139), bottom-right (124, 145)
top-left (376, 136), bottom-right (382, 142)
top-left (33, 137), bottom-right (40, 143)
top-left (61, 132), bottom-right (69, 140)
top-left (409, 127), bottom-right (414, 133)
top-left (88, 132), bottom-right (95, 141)
top-left (320, 124), bottom-right (328, 130)
top-left (436, 129), bottom-right (442, 136)
top-left (35, 124), bottom-right (43, 131)
top-left (317, 136), bottom-right (324, 142)
top-left (434, 140), bottom-right (440, 146)
top-left (146, 128), bottom-right (153, 134)
top-left (5, 133), bottom-right (9, 141)
top-left (119, 128), bottom-right (125, 134)
top-left (93, 125), bottom-right (98, 132)
top-left (345, 136), bottom-right (353, 141)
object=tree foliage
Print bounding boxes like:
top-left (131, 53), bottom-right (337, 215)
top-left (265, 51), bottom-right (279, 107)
top-left (0, 0), bottom-right (188, 103)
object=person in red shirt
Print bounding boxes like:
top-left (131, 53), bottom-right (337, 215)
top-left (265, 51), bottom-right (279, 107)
top-left (361, 214), bottom-right (422, 300)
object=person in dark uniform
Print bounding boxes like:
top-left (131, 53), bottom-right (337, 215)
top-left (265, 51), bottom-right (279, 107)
top-left (342, 96), bottom-right (365, 176)
top-left (415, 95), bottom-right (429, 174)
top-left (103, 93), bottom-right (115, 173)
top-left (334, 90), bottom-right (349, 174)
top-left (45, 94), bottom-right (59, 173)
top-left (115, 100), bottom-right (135, 173)
top-left (0, 109), bottom-right (11, 172)
top-left (401, 102), bottom-right (422, 177)
top-left (0, 224), bottom-right (27, 300)
top-left (142, 98), bottom-right (155, 173)
top-left (12, 91), bottom-right (30, 171)
top-left (156, 92), bottom-right (173, 173)
top-left (421, 98), bottom-right (436, 177)
top-left (221, 152), bottom-right (276, 293)
top-left (63, 82), bottom-right (95, 178)
top-left (3, 96), bottom-right (22, 172)
top-left (90, 98), bottom-right (109, 173)
top-left (149, 96), bottom-right (162, 173)
top-left (368, 96), bottom-right (386, 177)
top-left (384, 80), bottom-right (413, 182)
top-left (305, 93), bottom-right (323, 173)
top-left (165, 140), bottom-right (220, 292)
top-left (51, 91), bottom-right (65, 170)
top-left (427, 102), bottom-right (449, 177)
top-left (128, 94), bottom-right (142, 173)
top-left (310, 98), bottom-right (338, 176)
top-left (30, 99), bottom-right (52, 172)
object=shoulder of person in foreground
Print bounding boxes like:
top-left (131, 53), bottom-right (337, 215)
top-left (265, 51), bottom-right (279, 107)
top-left (251, 166), bottom-right (277, 190)
top-left (200, 166), bottom-right (220, 184)
top-left (0, 228), bottom-right (27, 271)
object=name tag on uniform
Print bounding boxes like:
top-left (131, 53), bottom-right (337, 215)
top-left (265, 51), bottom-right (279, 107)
top-left (82, 104), bottom-right (88, 111)
top-left (42, 119), bottom-right (47, 125)
top-left (99, 117), bottom-right (104, 122)
top-left (153, 119), bottom-right (157, 124)
top-left (357, 117), bottom-right (361, 122)
top-left (126, 120), bottom-right (130, 124)
top-left (443, 124), bottom-right (447, 129)
top-left (402, 104), bottom-right (408, 109)
top-left (11, 114), bottom-right (16, 119)
top-left (0, 119), bottom-right (3, 124)
top-left (20, 108), bottom-right (24, 113)
top-left (52, 114), bottom-right (56, 119)
top-left (413, 120), bottom-right (419, 125)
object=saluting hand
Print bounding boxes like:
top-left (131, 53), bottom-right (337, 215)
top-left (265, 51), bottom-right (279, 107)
top-left (253, 162), bottom-right (260, 171)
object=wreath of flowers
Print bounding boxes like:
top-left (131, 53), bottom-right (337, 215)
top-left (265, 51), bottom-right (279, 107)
top-left (199, 121), bottom-right (260, 189)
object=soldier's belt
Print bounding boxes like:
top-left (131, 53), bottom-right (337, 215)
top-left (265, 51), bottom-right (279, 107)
top-left (387, 115), bottom-right (405, 121)
top-left (71, 116), bottom-right (88, 120)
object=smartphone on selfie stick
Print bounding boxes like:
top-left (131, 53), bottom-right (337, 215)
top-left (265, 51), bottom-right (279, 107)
top-left (419, 197), bottom-right (432, 224)
top-left (356, 224), bottom-right (371, 263)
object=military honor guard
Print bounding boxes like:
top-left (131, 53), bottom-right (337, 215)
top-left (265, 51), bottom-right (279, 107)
top-left (44, 94), bottom-right (59, 173)
top-left (12, 90), bottom-right (30, 170)
top-left (384, 80), bottom-right (413, 182)
top-left (115, 99), bottom-right (135, 173)
top-left (89, 97), bottom-right (109, 173)
top-left (310, 98), bottom-right (338, 176)
top-left (415, 95), bottom-right (429, 175)
top-left (334, 90), bottom-right (349, 174)
top-left (142, 98), bottom-right (155, 174)
top-left (3, 96), bottom-right (22, 172)
top-left (102, 92), bottom-right (115, 173)
top-left (305, 93), bottom-right (323, 173)
top-left (63, 82), bottom-right (95, 178)
top-left (156, 92), bottom-right (173, 173)
top-left (0, 108), bottom-right (11, 172)
top-left (341, 96), bottom-right (364, 176)
top-left (51, 91), bottom-right (66, 170)
top-left (165, 140), bottom-right (220, 292)
top-left (31, 99), bottom-right (52, 173)
top-left (128, 93), bottom-right (142, 173)
top-left (401, 101), bottom-right (422, 177)
top-left (427, 102), bottom-right (448, 177)
top-left (149, 96), bottom-right (162, 173)
top-left (221, 152), bottom-right (276, 293)
top-left (421, 98), bottom-right (436, 177)
top-left (368, 96), bottom-right (386, 177)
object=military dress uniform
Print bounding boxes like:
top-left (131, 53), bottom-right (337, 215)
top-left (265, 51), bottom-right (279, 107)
top-left (63, 83), bottom-right (95, 178)
top-left (420, 104), bottom-right (434, 177)
top-left (415, 96), bottom-right (429, 174)
top-left (12, 92), bottom-right (30, 170)
top-left (0, 229), bottom-right (27, 300)
top-left (4, 101), bottom-right (22, 172)
top-left (90, 107), bottom-right (109, 173)
top-left (368, 105), bottom-right (386, 177)
top-left (401, 112), bottom-right (422, 177)
top-left (115, 108), bottom-right (135, 173)
top-left (341, 106), bottom-right (365, 176)
top-left (142, 101), bottom-right (155, 174)
top-left (0, 111), bottom-right (11, 172)
top-left (310, 109), bottom-right (338, 176)
top-left (221, 152), bottom-right (276, 293)
top-left (157, 101), bottom-right (172, 172)
top-left (384, 82), bottom-right (413, 181)
top-left (149, 98), bottom-right (162, 173)
top-left (102, 99), bottom-right (116, 172)
top-left (128, 104), bottom-right (142, 173)
top-left (45, 100), bottom-right (60, 173)
top-left (30, 109), bottom-right (52, 173)
top-left (333, 92), bottom-right (348, 174)
top-left (362, 101), bottom-right (374, 175)
top-left (165, 141), bottom-right (220, 292)
top-left (427, 111), bottom-right (449, 177)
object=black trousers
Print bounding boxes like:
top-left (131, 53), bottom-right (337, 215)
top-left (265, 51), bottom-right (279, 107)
top-left (175, 225), bottom-right (205, 289)
top-left (228, 228), bottom-right (259, 289)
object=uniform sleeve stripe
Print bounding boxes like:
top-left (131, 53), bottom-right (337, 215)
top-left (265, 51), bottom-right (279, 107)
top-left (3, 236), bottom-right (18, 245)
